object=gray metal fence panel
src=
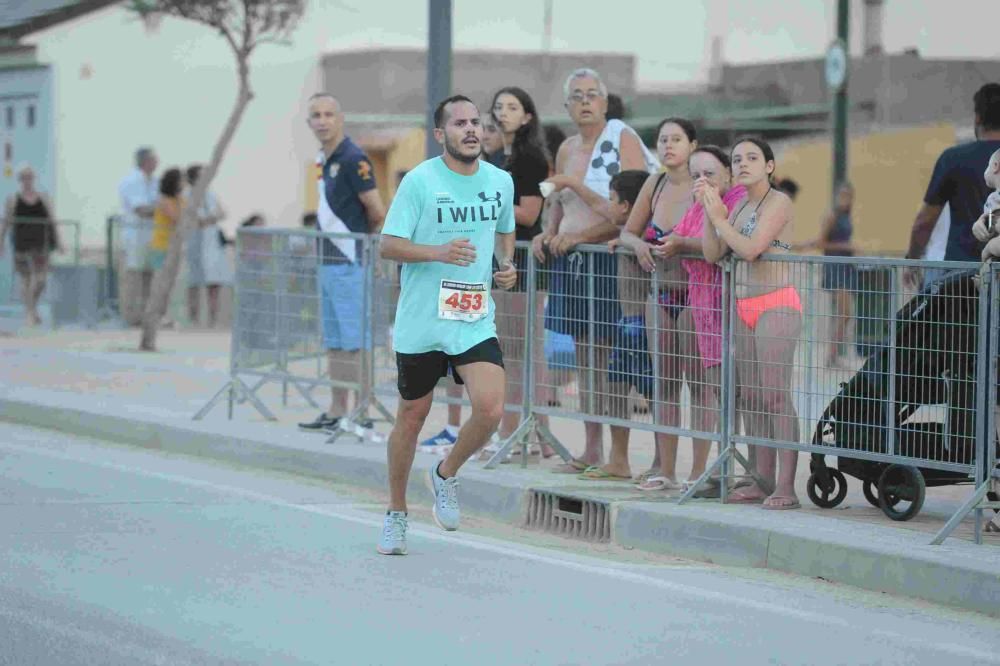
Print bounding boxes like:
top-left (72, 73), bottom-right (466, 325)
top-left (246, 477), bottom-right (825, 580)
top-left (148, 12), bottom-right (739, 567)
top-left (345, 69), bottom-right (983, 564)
top-left (201, 230), bottom-right (999, 543)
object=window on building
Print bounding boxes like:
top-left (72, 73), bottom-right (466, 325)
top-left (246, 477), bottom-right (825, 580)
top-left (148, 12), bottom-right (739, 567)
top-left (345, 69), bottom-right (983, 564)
top-left (5, 107), bottom-right (13, 129)
top-left (27, 105), bottom-right (35, 128)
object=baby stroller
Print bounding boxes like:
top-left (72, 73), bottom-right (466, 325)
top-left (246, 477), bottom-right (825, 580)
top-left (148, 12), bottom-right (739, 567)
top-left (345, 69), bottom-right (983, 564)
top-left (807, 269), bottom-right (987, 521)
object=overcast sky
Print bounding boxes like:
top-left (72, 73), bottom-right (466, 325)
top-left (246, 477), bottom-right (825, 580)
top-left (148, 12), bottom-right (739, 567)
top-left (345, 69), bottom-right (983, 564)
top-left (310, 0), bottom-right (996, 88)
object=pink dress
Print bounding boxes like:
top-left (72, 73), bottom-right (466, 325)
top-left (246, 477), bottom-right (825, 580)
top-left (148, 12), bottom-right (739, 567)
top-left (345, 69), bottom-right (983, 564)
top-left (672, 185), bottom-right (747, 368)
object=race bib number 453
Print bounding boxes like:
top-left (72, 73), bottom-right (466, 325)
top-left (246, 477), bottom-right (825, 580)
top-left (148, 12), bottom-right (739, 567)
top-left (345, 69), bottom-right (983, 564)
top-left (438, 280), bottom-right (488, 322)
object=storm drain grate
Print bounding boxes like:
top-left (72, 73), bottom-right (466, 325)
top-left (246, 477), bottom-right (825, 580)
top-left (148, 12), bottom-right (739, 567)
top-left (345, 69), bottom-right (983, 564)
top-left (525, 491), bottom-right (611, 542)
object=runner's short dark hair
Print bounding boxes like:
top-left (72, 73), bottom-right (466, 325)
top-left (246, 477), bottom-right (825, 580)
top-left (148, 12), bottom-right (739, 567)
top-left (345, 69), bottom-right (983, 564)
top-left (434, 95), bottom-right (477, 128)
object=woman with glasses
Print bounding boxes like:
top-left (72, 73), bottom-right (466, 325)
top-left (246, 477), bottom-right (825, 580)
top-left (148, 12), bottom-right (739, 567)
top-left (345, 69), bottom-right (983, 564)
top-left (660, 145), bottom-right (747, 491)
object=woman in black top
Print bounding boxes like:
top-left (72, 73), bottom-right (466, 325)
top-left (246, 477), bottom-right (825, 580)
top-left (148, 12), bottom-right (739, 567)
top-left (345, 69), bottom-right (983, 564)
top-left (489, 86), bottom-right (554, 455)
top-left (492, 86), bottom-right (549, 266)
top-left (1, 165), bottom-right (60, 326)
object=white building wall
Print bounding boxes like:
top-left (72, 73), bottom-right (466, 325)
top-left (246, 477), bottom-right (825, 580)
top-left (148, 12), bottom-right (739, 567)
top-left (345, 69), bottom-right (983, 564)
top-left (25, 4), bottom-right (325, 246)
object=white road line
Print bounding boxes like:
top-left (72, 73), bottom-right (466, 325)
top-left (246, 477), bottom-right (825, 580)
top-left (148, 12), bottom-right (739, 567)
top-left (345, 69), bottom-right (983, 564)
top-left (3, 440), bottom-right (998, 663)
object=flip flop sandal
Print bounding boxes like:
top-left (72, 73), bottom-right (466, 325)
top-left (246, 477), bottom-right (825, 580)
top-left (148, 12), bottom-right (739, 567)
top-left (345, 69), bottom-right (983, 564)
top-left (725, 491), bottom-right (766, 505)
top-left (761, 496), bottom-right (801, 510)
top-left (636, 476), bottom-right (682, 491)
top-left (509, 444), bottom-right (541, 457)
top-left (633, 468), bottom-right (659, 484)
top-left (578, 467), bottom-right (634, 482)
top-left (693, 484), bottom-right (722, 499)
top-left (550, 458), bottom-right (591, 474)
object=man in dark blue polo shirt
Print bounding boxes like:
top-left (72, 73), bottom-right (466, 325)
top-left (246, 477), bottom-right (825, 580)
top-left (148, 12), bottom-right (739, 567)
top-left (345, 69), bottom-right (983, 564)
top-left (906, 84), bottom-right (1000, 276)
top-left (299, 93), bottom-right (386, 432)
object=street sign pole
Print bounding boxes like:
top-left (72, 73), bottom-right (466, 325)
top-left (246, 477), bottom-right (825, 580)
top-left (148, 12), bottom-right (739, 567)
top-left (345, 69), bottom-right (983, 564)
top-left (830, 0), bottom-right (850, 195)
top-left (425, 0), bottom-right (452, 159)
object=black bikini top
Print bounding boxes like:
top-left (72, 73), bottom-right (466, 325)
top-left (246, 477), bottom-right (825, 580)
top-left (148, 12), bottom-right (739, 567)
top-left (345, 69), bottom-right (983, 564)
top-left (734, 186), bottom-right (791, 251)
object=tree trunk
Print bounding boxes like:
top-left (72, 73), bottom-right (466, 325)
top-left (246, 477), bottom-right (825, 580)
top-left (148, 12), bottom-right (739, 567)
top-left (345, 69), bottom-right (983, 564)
top-left (139, 59), bottom-right (254, 351)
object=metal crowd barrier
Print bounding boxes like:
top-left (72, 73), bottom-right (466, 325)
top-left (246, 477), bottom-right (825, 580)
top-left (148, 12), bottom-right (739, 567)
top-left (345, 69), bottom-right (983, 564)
top-left (195, 228), bottom-right (392, 434)
top-left (530, 243), bottom-right (730, 471)
top-left (104, 214), bottom-right (196, 325)
top-left (712, 253), bottom-right (992, 544)
top-left (198, 229), bottom-right (1000, 544)
top-left (989, 263), bottom-right (1000, 533)
top-left (931, 261), bottom-right (1000, 542)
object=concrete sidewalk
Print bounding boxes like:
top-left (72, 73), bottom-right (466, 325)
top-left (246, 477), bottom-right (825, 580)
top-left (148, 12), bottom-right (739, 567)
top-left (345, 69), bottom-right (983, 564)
top-left (2, 327), bottom-right (999, 616)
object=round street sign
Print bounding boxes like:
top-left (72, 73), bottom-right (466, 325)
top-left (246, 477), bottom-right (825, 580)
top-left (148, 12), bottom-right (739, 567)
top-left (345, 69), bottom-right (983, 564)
top-left (825, 39), bottom-right (848, 91)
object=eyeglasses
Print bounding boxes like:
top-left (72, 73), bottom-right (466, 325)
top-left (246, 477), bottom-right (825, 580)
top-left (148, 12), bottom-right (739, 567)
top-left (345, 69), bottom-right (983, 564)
top-left (567, 91), bottom-right (604, 104)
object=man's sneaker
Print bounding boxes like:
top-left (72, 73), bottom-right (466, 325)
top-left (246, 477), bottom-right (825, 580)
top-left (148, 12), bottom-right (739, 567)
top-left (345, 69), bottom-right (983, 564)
top-left (299, 412), bottom-right (339, 432)
top-left (376, 511), bottom-right (408, 555)
top-left (419, 427), bottom-right (458, 453)
top-left (429, 462), bottom-right (460, 531)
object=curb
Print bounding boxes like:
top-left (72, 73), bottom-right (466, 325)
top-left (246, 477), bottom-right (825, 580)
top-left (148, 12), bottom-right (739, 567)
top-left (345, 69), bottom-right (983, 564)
top-left (2, 392), bottom-right (998, 617)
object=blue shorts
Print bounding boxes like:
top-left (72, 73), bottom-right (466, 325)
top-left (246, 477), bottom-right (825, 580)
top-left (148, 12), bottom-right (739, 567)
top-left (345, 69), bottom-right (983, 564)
top-left (149, 249), bottom-right (167, 270)
top-left (607, 315), bottom-right (654, 399)
top-left (319, 263), bottom-right (365, 350)
top-left (544, 251), bottom-right (620, 341)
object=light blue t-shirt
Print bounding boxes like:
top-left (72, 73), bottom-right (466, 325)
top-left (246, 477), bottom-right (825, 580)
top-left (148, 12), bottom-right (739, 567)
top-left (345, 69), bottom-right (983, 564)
top-left (382, 156), bottom-right (515, 355)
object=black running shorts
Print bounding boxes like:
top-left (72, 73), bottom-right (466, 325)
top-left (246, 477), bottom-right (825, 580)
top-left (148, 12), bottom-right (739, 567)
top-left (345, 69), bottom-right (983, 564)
top-left (395, 337), bottom-right (504, 401)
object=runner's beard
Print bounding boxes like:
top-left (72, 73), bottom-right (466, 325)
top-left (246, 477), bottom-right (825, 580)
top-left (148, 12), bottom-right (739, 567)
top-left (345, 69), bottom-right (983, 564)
top-left (445, 135), bottom-right (481, 164)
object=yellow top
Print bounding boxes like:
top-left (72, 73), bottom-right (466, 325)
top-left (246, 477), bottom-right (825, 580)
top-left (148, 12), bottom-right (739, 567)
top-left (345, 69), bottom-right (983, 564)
top-left (150, 196), bottom-right (182, 251)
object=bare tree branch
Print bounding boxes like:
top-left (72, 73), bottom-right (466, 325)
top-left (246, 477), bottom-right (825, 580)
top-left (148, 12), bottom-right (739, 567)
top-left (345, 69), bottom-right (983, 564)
top-left (127, 0), bottom-right (305, 350)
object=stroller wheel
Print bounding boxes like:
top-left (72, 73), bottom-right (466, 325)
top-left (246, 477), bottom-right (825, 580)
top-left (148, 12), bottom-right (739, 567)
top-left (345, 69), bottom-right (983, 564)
top-left (877, 465), bottom-right (926, 521)
top-left (806, 468), bottom-right (848, 508)
top-left (862, 479), bottom-right (900, 508)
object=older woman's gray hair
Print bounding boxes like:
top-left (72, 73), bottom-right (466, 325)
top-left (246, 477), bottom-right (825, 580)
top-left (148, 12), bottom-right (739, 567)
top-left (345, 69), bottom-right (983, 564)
top-left (562, 68), bottom-right (608, 99)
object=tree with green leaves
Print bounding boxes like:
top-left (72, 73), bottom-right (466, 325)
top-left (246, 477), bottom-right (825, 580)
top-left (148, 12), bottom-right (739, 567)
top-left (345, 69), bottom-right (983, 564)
top-left (129, 0), bottom-right (305, 351)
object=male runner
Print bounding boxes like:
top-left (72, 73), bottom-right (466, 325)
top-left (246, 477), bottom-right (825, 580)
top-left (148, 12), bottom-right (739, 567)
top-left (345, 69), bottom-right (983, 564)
top-left (377, 95), bottom-right (517, 555)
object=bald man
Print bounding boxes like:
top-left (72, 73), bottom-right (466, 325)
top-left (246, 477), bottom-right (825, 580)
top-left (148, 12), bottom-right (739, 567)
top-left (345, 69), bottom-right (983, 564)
top-left (299, 93), bottom-right (387, 432)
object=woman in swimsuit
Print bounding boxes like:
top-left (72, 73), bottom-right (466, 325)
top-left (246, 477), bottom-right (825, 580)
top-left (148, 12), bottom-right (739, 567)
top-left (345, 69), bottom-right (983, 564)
top-left (701, 137), bottom-right (801, 510)
top-left (608, 118), bottom-right (696, 486)
top-left (645, 146), bottom-right (747, 489)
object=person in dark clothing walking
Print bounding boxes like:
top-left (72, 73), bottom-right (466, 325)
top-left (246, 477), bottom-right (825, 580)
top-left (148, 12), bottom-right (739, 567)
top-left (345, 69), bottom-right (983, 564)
top-left (1, 164), bottom-right (61, 326)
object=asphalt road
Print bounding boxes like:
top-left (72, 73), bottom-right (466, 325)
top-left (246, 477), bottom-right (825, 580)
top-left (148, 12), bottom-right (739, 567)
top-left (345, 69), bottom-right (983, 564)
top-left (1, 423), bottom-right (997, 666)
